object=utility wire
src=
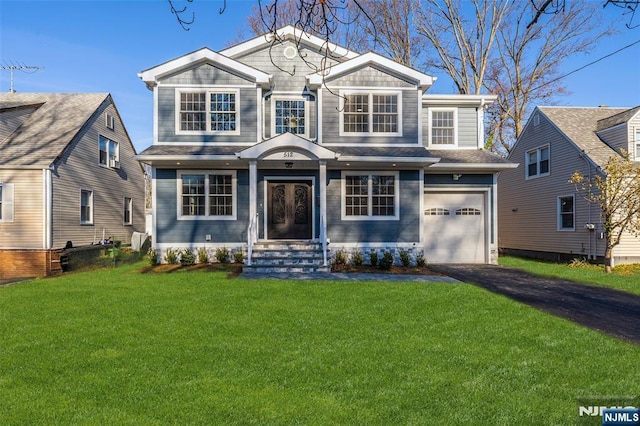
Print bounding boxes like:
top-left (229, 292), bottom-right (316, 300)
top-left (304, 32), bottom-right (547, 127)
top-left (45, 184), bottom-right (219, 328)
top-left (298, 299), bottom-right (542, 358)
top-left (532, 38), bottom-right (640, 92)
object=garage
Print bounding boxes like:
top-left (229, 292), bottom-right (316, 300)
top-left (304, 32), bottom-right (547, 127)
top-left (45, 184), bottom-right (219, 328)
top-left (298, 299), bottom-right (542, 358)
top-left (423, 191), bottom-right (487, 263)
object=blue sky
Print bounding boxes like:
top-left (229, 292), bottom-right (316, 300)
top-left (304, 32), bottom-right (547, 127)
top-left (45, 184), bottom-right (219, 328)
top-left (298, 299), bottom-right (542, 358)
top-left (1, 0), bottom-right (639, 153)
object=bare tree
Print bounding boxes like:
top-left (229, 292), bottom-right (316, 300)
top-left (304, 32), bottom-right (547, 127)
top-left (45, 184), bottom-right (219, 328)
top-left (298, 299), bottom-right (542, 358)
top-left (570, 150), bottom-right (640, 273)
top-left (527, 0), bottom-right (640, 28)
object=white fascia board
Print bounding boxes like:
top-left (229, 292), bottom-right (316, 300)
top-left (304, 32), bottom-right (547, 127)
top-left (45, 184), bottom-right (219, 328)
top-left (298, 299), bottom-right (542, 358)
top-left (422, 94), bottom-right (498, 106)
top-left (138, 48), bottom-right (271, 87)
top-left (134, 154), bottom-right (239, 163)
top-left (338, 156), bottom-right (440, 164)
top-left (220, 25), bottom-right (359, 59)
top-left (307, 52), bottom-right (436, 90)
top-left (236, 133), bottom-right (338, 160)
top-left (427, 162), bottom-right (519, 171)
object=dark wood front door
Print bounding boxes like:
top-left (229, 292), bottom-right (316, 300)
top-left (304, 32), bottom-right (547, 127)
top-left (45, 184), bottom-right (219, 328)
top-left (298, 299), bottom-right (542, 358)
top-left (267, 181), bottom-right (312, 239)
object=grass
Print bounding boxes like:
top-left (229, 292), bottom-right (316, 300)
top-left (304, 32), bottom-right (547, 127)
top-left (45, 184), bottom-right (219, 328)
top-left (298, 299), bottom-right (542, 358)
top-left (1, 262), bottom-right (638, 425)
top-left (499, 256), bottom-right (640, 295)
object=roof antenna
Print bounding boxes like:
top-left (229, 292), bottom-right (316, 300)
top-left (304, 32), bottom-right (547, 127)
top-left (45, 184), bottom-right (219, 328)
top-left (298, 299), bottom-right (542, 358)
top-left (1, 62), bottom-right (44, 92)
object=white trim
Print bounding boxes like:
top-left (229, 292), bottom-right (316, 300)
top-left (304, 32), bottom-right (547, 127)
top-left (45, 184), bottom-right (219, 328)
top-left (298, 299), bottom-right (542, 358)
top-left (174, 88), bottom-right (241, 136)
top-left (0, 182), bottom-right (14, 223)
top-left (158, 83), bottom-right (257, 88)
top-left (256, 87), bottom-right (262, 144)
top-left (123, 196), bottom-right (133, 226)
top-left (525, 144), bottom-right (550, 180)
top-left (105, 113), bottom-right (115, 130)
top-left (262, 176), bottom-right (316, 241)
top-left (427, 107), bottom-right (458, 148)
top-left (634, 128), bottom-right (640, 161)
top-left (341, 171), bottom-right (400, 221)
top-left (43, 169), bottom-right (53, 249)
top-left (237, 133), bottom-right (337, 160)
top-left (339, 90), bottom-right (403, 137)
top-left (80, 189), bottom-right (93, 225)
top-left (176, 170), bottom-right (238, 221)
top-left (271, 95), bottom-right (309, 138)
top-left (153, 86), bottom-right (159, 145)
top-left (557, 194), bottom-right (575, 232)
top-left (152, 167), bottom-right (157, 242)
top-left (422, 94), bottom-right (497, 106)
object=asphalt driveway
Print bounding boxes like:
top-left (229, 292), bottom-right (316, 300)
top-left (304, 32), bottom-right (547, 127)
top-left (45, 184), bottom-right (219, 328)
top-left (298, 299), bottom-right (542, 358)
top-left (429, 264), bottom-right (640, 345)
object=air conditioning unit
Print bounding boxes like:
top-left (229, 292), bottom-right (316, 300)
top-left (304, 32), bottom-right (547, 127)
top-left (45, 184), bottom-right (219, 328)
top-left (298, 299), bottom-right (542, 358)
top-left (109, 160), bottom-right (120, 169)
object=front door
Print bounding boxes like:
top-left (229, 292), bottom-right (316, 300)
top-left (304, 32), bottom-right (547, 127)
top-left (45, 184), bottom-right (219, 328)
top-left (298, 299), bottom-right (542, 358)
top-left (267, 181), bottom-right (312, 239)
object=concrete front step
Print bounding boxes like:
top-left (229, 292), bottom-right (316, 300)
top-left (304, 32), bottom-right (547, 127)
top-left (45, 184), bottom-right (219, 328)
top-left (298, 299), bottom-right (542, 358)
top-left (242, 264), bottom-right (332, 274)
top-left (244, 241), bottom-right (329, 274)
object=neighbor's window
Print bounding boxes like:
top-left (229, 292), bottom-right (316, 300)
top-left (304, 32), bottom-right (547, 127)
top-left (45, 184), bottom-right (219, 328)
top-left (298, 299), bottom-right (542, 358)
top-left (342, 92), bottom-right (400, 135)
top-left (105, 113), bottom-right (115, 130)
top-left (274, 99), bottom-right (305, 135)
top-left (635, 129), bottom-right (640, 161)
top-left (429, 108), bottom-right (457, 146)
top-left (99, 135), bottom-right (119, 168)
top-left (558, 195), bottom-right (574, 231)
top-left (177, 90), bottom-right (238, 134)
top-left (0, 182), bottom-right (13, 222)
top-left (343, 172), bottom-right (398, 220)
top-left (178, 171), bottom-right (236, 220)
top-left (526, 145), bottom-right (550, 178)
top-left (80, 190), bottom-right (93, 224)
top-left (123, 197), bottom-right (132, 225)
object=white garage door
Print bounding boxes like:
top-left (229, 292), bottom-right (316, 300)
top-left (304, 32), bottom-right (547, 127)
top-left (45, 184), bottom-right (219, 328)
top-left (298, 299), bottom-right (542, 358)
top-left (423, 192), bottom-right (486, 263)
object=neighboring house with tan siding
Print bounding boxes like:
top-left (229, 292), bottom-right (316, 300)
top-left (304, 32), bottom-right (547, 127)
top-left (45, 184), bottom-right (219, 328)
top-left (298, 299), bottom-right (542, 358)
top-left (498, 105), bottom-right (640, 266)
top-left (0, 93), bottom-right (145, 279)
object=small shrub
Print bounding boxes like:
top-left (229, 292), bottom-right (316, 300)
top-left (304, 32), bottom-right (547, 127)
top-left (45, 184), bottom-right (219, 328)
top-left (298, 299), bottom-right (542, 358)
top-left (233, 251), bottom-right (245, 264)
top-left (399, 249), bottom-right (411, 267)
top-left (416, 252), bottom-right (427, 267)
top-left (569, 257), bottom-right (588, 268)
top-left (197, 247), bottom-right (209, 264)
top-left (333, 249), bottom-right (348, 266)
top-left (147, 248), bottom-right (159, 266)
top-left (164, 248), bottom-right (178, 265)
top-left (378, 251), bottom-right (394, 270)
top-left (352, 249), bottom-right (364, 266)
top-left (369, 251), bottom-right (379, 267)
top-left (215, 247), bottom-right (230, 264)
top-left (180, 249), bottom-right (196, 266)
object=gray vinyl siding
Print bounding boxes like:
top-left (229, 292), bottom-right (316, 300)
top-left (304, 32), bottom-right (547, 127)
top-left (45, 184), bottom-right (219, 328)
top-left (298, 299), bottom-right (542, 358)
top-left (327, 66), bottom-right (415, 88)
top-left (498, 113), bottom-right (604, 258)
top-left (629, 112), bottom-right (640, 156)
top-left (51, 100), bottom-right (146, 248)
top-left (160, 63), bottom-right (252, 86)
top-left (157, 86), bottom-right (258, 144)
top-left (0, 106), bottom-right (38, 141)
top-left (422, 105), bottom-right (478, 148)
top-left (0, 169), bottom-right (43, 249)
top-left (155, 169), bottom-right (249, 244)
top-left (321, 71), bottom-right (420, 145)
top-left (424, 174), bottom-right (493, 186)
top-left (326, 170), bottom-right (421, 243)
top-left (597, 124), bottom-right (628, 154)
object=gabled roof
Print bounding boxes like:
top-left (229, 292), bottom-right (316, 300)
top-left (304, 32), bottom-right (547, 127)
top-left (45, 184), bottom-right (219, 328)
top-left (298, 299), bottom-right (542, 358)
top-left (306, 51), bottom-right (436, 91)
top-left (138, 47), bottom-right (272, 89)
top-left (536, 106), bottom-right (630, 168)
top-left (220, 25), bottom-right (359, 60)
top-left (596, 105), bottom-right (640, 131)
top-left (0, 93), bottom-right (110, 168)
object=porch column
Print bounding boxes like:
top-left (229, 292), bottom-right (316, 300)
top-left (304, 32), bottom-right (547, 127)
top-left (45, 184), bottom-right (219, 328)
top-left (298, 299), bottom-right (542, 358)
top-left (319, 161), bottom-right (327, 239)
top-left (249, 161), bottom-right (258, 238)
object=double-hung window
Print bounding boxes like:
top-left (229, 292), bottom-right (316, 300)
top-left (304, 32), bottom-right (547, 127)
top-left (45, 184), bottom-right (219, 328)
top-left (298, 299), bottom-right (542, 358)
top-left (558, 195), bottom-right (575, 231)
top-left (177, 90), bottom-right (239, 134)
top-left (80, 190), bottom-right (93, 225)
top-left (341, 91), bottom-right (401, 135)
top-left (99, 135), bottom-right (120, 169)
top-left (526, 145), bottom-right (550, 178)
top-left (123, 197), bottom-right (132, 225)
top-left (342, 172), bottom-right (399, 220)
top-left (0, 182), bottom-right (13, 222)
top-left (635, 129), bottom-right (640, 161)
top-left (274, 99), bottom-right (306, 135)
top-left (428, 108), bottom-right (457, 146)
top-left (178, 171), bottom-right (236, 220)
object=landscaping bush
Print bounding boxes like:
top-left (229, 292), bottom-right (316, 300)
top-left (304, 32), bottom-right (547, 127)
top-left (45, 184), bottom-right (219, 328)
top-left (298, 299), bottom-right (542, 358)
top-left (352, 249), bottom-right (364, 266)
top-left (378, 251), bottom-right (394, 270)
top-left (399, 249), bottom-right (411, 267)
top-left (180, 249), bottom-right (196, 266)
top-left (164, 248), bottom-right (178, 264)
top-left (369, 251), bottom-right (379, 267)
top-left (215, 247), bottom-right (230, 264)
top-left (333, 249), bottom-right (348, 266)
top-left (233, 251), bottom-right (245, 264)
top-left (416, 252), bottom-right (427, 267)
top-left (197, 247), bottom-right (209, 264)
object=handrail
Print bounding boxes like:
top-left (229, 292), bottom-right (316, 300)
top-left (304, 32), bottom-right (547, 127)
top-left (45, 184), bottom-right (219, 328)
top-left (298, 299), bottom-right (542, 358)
top-left (247, 215), bottom-right (257, 266)
top-left (320, 213), bottom-right (328, 266)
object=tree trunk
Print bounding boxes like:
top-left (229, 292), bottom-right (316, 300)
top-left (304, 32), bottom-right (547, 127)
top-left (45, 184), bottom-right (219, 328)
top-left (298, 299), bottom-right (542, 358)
top-left (604, 246), bottom-right (613, 274)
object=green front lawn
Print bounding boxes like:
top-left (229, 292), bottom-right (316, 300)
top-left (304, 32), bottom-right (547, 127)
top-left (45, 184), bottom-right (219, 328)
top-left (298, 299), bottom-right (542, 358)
top-left (499, 256), bottom-right (640, 295)
top-left (1, 263), bottom-right (638, 425)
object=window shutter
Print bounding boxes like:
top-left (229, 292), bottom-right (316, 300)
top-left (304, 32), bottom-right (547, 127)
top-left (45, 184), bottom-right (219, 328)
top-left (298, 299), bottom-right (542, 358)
top-left (2, 183), bottom-right (14, 222)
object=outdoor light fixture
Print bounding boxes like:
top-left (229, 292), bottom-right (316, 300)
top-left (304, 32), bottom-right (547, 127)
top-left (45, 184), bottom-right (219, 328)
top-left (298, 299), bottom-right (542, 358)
top-left (285, 162), bottom-right (293, 168)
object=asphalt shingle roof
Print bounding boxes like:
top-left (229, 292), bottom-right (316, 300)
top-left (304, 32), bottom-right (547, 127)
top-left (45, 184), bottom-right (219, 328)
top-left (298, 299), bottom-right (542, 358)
top-left (0, 93), bottom-right (109, 167)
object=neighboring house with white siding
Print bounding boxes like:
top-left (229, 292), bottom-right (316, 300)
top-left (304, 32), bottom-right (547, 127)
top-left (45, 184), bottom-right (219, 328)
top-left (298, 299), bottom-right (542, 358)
top-left (137, 26), bottom-right (517, 272)
top-left (0, 93), bottom-right (146, 279)
top-left (498, 105), bottom-right (640, 265)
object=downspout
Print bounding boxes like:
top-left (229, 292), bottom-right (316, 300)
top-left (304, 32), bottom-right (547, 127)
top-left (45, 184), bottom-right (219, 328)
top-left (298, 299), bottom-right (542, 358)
top-left (578, 150), bottom-right (594, 260)
top-left (44, 166), bottom-right (53, 249)
top-left (262, 87), bottom-right (273, 141)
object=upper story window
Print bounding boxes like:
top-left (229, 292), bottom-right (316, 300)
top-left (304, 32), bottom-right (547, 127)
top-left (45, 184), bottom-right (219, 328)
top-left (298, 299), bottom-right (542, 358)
top-left (428, 108), bottom-right (457, 147)
top-left (99, 135), bottom-right (120, 169)
top-left (526, 145), bottom-right (550, 179)
top-left (274, 99), bottom-right (306, 136)
top-left (635, 128), bottom-right (640, 161)
top-left (178, 171), bottom-right (237, 220)
top-left (176, 89), bottom-right (239, 135)
top-left (558, 195), bottom-right (575, 231)
top-left (105, 113), bottom-right (115, 130)
top-left (80, 189), bottom-right (93, 225)
top-left (123, 197), bottom-right (132, 225)
top-left (342, 171), bottom-right (399, 220)
top-left (341, 91), bottom-right (401, 136)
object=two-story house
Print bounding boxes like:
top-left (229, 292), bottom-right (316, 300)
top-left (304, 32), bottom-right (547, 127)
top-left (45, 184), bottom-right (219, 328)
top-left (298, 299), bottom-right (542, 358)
top-left (498, 105), bottom-right (640, 266)
top-left (0, 93), bottom-right (146, 279)
top-left (137, 26), bottom-right (516, 271)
